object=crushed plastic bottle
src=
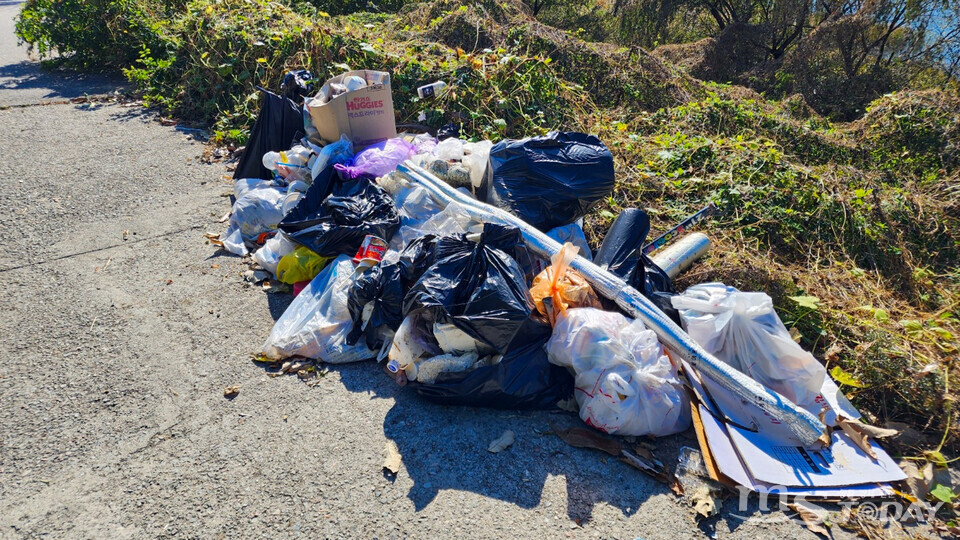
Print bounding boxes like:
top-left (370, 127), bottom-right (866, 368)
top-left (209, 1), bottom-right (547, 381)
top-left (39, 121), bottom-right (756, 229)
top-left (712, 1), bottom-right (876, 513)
top-left (262, 145), bottom-right (313, 182)
top-left (414, 352), bottom-right (480, 384)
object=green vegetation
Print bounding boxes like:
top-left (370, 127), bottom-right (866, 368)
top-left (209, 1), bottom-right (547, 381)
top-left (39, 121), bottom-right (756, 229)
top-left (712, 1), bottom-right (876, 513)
top-left (15, 0), bottom-right (959, 453)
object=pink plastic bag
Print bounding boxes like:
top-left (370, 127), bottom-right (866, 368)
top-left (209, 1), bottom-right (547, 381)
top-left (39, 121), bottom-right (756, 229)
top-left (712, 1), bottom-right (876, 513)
top-left (335, 138), bottom-right (416, 179)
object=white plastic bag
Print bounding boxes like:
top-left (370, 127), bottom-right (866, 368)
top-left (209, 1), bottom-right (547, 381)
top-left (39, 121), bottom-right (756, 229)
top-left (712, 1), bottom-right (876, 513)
top-left (671, 283), bottom-right (826, 413)
top-left (252, 233), bottom-right (298, 275)
top-left (433, 138), bottom-right (465, 161)
top-left (546, 308), bottom-right (690, 436)
top-left (222, 187), bottom-right (286, 256)
top-left (262, 255), bottom-right (375, 363)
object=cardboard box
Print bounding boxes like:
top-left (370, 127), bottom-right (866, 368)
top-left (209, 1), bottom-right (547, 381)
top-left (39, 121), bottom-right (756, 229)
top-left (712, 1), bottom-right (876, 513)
top-left (307, 70), bottom-right (397, 150)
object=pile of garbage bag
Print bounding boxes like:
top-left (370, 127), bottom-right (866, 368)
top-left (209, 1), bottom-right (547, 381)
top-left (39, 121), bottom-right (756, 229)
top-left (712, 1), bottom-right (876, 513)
top-left (224, 120), bottom-right (652, 413)
top-left (216, 72), bottom-right (907, 501)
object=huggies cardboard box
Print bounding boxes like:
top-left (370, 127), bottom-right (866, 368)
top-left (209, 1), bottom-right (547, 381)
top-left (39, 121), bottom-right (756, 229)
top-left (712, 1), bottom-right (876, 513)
top-left (307, 70), bottom-right (397, 150)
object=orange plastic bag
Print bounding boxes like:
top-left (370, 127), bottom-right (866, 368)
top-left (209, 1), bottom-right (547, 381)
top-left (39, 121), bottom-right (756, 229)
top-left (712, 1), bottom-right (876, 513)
top-left (530, 243), bottom-right (602, 326)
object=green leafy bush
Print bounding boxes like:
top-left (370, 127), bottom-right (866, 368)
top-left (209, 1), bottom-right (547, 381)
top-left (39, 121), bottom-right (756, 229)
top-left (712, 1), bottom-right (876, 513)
top-left (859, 91), bottom-right (960, 183)
top-left (15, 0), bottom-right (184, 70)
top-left (115, 0), bottom-right (588, 143)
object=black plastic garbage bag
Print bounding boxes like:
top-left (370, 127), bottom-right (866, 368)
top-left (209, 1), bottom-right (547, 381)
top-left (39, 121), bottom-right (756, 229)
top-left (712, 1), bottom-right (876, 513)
top-left (281, 69), bottom-right (314, 103)
top-left (403, 224), bottom-right (534, 353)
top-left (480, 131), bottom-right (615, 231)
top-left (346, 263), bottom-right (404, 349)
top-left (408, 317), bottom-right (574, 410)
top-left (233, 89), bottom-right (304, 181)
top-left (278, 165), bottom-right (400, 257)
top-left (397, 234), bottom-right (439, 286)
top-left (594, 208), bottom-right (679, 322)
top-left (346, 234), bottom-right (442, 350)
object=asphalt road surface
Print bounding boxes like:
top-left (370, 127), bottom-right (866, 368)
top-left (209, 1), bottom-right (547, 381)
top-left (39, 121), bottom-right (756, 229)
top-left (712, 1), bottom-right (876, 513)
top-left (0, 2), bottom-right (926, 539)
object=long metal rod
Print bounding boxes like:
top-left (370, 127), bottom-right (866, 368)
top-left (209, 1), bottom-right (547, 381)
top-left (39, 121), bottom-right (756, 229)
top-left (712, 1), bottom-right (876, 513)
top-left (398, 161), bottom-right (825, 446)
top-left (642, 202), bottom-right (716, 254)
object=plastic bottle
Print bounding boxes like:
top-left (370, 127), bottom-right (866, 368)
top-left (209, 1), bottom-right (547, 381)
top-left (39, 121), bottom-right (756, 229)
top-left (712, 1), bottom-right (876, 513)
top-left (262, 151), bottom-right (282, 171)
top-left (415, 352), bottom-right (479, 384)
top-left (417, 81), bottom-right (447, 98)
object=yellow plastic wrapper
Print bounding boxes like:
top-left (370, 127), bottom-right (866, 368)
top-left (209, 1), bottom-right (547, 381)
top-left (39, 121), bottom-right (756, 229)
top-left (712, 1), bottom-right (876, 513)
top-left (529, 242), bottom-right (602, 326)
top-left (275, 246), bottom-right (333, 284)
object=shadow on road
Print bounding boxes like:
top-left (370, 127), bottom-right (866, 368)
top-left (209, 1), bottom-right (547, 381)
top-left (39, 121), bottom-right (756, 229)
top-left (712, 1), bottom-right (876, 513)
top-left (266, 292), bottom-right (294, 321)
top-left (0, 60), bottom-right (124, 97)
top-left (380, 391), bottom-right (679, 525)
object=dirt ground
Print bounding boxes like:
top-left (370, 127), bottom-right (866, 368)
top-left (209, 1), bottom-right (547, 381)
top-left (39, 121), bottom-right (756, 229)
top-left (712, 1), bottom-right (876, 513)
top-left (0, 3), bottom-right (942, 539)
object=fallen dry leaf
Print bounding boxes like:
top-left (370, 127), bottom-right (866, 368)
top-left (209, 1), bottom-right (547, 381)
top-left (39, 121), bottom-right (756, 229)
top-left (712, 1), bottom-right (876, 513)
top-left (898, 460), bottom-right (929, 501)
top-left (837, 416), bottom-right (899, 460)
top-left (789, 501), bottom-right (830, 537)
top-left (629, 444), bottom-right (656, 461)
top-left (620, 449), bottom-right (680, 493)
top-left (204, 232), bottom-right (224, 247)
top-left (817, 409), bottom-right (832, 448)
top-left (922, 461), bottom-right (953, 495)
top-left (281, 359), bottom-right (311, 373)
top-left (883, 420), bottom-right (925, 447)
top-left (223, 385), bottom-right (240, 398)
top-left (668, 475), bottom-right (685, 496)
top-left (824, 342), bottom-right (843, 363)
top-left (933, 520), bottom-right (960, 537)
top-left (789, 326), bottom-right (803, 343)
top-left (487, 430), bottom-right (515, 453)
top-left (383, 441), bottom-right (402, 475)
top-left (690, 485), bottom-right (720, 519)
top-left (556, 397), bottom-right (579, 412)
top-left (553, 425), bottom-right (622, 456)
top-left (846, 419), bottom-right (899, 439)
top-left (263, 279), bottom-right (291, 294)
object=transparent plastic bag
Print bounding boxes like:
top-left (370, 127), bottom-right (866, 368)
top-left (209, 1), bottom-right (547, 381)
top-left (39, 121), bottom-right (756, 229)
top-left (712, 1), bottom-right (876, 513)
top-left (415, 352), bottom-right (480, 384)
top-left (222, 187), bottom-right (286, 256)
top-left (546, 308), bottom-right (691, 437)
top-left (462, 140), bottom-right (493, 188)
top-left (389, 184), bottom-right (446, 249)
top-left (263, 145), bottom-right (313, 183)
top-left (252, 233), bottom-right (298, 275)
top-left (671, 283), bottom-right (826, 413)
top-left (432, 138), bottom-right (464, 161)
top-left (234, 178), bottom-right (277, 199)
top-left (546, 221), bottom-right (592, 262)
top-left (412, 133), bottom-right (438, 155)
top-left (310, 134), bottom-right (354, 181)
top-left (262, 255), bottom-right (375, 363)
